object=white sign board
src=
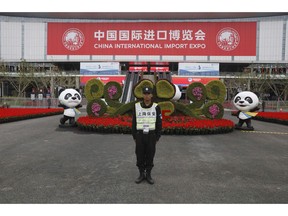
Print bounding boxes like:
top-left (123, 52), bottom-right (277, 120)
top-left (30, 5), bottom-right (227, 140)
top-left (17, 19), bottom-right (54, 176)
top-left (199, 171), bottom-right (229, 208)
top-left (80, 62), bottom-right (120, 75)
top-left (178, 63), bottom-right (219, 76)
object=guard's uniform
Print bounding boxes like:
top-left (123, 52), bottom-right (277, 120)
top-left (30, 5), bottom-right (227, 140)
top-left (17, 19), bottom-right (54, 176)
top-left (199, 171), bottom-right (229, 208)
top-left (132, 101), bottom-right (162, 173)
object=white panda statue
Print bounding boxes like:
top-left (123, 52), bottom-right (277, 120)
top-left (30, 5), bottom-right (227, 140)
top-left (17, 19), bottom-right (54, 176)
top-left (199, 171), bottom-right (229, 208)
top-left (233, 91), bottom-right (259, 130)
top-left (58, 88), bottom-right (82, 127)
top-left (172, 84), bottom-right (182, 101)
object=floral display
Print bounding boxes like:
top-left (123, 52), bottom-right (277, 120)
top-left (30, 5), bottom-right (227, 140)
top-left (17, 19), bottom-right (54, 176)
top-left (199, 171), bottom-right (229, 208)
top-left (192, 87), bottom-right (203, 100)
top-left (87, 99), bottom-right (107, 117)
top-left (0, 108), bottom-right (63, 123)
top-left (77, 115), bottom-right (235, 135)
top-left (82, 78), bottom-right (232, 135)
top-left (186, 82), bottom-right (207, 109)
top-left (84, 79), bottom-right (227, 119)
top-left (155, 79), bottom-right (175, 99)
top-left (205, 80), bottom-right (226, 102)
top-left (108, 85), bottom-right (117, 99)
top-left (103, 81), bottom-right (122, 108)
top-left (209, 104), bottom-right (220, 118)
top-left (92, 103), bottom-right (101, 116)
top-left (255, 111), bottom-right (288, 125)
top-left (231, 111), bottom-right (288, 125)
top-left (84, 78), bottom-right (104, 101)
top-left (104, 81), bottom-right (122, 100)
top-left (202, 101), bottom-right (224, 119)
top-left (133, 79), bottom-right (154, 99)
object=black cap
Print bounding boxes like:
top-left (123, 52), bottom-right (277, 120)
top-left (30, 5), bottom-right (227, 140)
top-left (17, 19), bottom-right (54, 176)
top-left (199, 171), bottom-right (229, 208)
top-left (142, 87), bottom-right (153, 94)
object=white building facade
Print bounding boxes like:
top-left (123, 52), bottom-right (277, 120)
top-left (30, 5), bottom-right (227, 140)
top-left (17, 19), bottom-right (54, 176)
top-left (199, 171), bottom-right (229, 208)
top-left (0, 14), bottom-right (287, 64)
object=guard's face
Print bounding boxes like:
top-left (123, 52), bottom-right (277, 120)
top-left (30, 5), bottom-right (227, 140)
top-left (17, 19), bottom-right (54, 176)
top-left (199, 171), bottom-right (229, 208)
top-left (143, 92), bottom-right (152, 100)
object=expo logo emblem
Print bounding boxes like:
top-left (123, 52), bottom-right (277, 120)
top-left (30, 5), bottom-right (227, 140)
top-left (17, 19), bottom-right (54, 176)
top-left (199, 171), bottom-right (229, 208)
top-left (216, 27), bottom-right (240, 51)
top-left (62, 28), bottom-right (85, 51)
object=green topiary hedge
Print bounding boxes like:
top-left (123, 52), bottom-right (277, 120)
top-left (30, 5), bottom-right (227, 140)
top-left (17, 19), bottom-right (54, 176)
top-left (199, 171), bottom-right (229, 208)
top-left (84, 79), bottom-right (104, 101)
top-left (155, 79), bottom-right (176, 99)
top-left (83, 78), bottom-right (227, 120)
top-left (205, 80), bottom-right (226, 103)
top-left (133, 79), bottom-right (154, 99)
top-left (186, 82), bottom-right (207, 109)
top-left (158, 101), bottom-right (175, 116)
top-left (87, 99), bottom-right (107, 117)
top-left (202, 101), bottom-right (224, 119)
top-left (104, 81), bottom-right (123, 108)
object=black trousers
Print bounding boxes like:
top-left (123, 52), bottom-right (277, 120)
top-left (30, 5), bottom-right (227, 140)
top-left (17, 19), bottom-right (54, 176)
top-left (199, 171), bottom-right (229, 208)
top-left (135, 132), bottom-right (157, 172)
top-left (237, 118), bottom-right (252, 127)
top-left (60, 115), bottom-right (75, 125)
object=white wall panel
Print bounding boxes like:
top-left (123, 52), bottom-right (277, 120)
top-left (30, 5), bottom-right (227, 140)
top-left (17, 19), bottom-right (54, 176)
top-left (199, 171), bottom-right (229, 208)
top-left (23, 23), bottom-right (45, 61)
top-left (114, 55), bottom-right (136, 61)
top-left (286, 20), bottom-right (288, 61)
top-left (234, 56), bottom-right (257, 61)
top-left (46, 55), bottom-right (68, 60)
top-left (162, 55), bottom-right (184, 61)
top-left (138, 55), bottom-right (160, 61)
top-left (186, 56), bottom-right (207, 61)
top-left (1, 22), bottom-right (22, 61)
top-left (92, 55), bottom-right (114, 61)
top-left (210, 56), bottom-right (232, 61)
top-left (259, 21), bottom-right (283, 61)
top-left (69, 55), bottom-right (90, 60)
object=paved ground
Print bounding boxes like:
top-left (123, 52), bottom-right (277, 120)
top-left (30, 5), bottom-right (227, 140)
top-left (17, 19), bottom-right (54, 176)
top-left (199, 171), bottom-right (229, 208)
top-left (0, 110), bottom-right (288, 203)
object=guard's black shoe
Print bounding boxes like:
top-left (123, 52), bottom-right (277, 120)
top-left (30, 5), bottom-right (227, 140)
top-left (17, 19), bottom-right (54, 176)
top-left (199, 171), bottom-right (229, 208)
top-left (146, 172), bottom-right (154, 185)
top-left (135, 172), bottom-right (145, 184)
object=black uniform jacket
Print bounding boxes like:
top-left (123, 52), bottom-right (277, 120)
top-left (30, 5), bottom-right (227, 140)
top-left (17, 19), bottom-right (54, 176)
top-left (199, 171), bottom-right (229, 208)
top-left (132, 101), bottom-right (162, 141)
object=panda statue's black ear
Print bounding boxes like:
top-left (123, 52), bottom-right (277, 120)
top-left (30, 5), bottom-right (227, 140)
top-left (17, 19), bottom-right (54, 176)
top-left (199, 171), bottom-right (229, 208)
top-left (58, 88), bottom-right (65, 96)
top-left (75, 88), bottom-right (80, 93)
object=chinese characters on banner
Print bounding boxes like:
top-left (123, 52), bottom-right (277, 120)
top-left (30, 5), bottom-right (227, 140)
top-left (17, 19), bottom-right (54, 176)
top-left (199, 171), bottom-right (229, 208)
top-left (47, 22), bottom-right (256, 56)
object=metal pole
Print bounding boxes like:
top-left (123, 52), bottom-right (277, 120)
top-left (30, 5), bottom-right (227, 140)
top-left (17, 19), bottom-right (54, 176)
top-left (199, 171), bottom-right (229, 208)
top-left (50, 76), bottom-right (54, 98)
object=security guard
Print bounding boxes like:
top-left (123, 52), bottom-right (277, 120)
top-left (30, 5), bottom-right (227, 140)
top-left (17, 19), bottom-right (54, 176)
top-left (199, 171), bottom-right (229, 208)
top-left (132, 86), bottom-right (162, 184)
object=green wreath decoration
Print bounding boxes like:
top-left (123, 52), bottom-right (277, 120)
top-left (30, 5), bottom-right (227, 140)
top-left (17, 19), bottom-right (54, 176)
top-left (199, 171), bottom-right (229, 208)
top-left (87, 99), bottom-right (107, 117)
top-left (205, 80), bottom-right (226, 103)
top-left (186, 82), bottom-right (207, 109)
top-left (104, 81), bottom-right (123, 108)
top-left (173, 101), bottom-right (198, 118)
top-left (133, 79), bottom-right (154, 99)
top-left (112, 101), bottom-right (136, 116)
top-left (158, 101), bottom-right (175, 116)
top-left (202, 101), bottom-right (224, 119)
top-left (155, 79), bottom-right (176, 99)
top-left (84, 79), bottom-right (104, 101)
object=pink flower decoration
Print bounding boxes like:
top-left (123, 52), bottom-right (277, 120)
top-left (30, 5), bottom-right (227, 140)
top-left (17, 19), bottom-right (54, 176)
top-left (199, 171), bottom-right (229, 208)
top-left (209, 104), bottom-right (220, 118)
top-left (92, 103), bottom-right (101, 116)
top-left (108, 85), bottom-right (117, 99)
top-left (192, 87), bottom-right (203, 100)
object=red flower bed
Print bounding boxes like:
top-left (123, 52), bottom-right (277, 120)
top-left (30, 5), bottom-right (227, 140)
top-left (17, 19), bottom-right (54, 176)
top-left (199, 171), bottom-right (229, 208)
top-left (0, 108), bottom-right (63, 123)
top-left (77, 115), bottom-right (235, 135)
top-left (255, 111), bottom-right (288, 125)
top-left (231, 111), bottom-right (288, 125)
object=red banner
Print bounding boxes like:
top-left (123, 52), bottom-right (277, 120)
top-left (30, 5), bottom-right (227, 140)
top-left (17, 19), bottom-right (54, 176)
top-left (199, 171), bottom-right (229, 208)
top-left (129, 67), bottom-right (147, 72)
top-left (150, 67), bottom-right (170, 72)
top-left (172, 76), bottom-right (219, 86)
top-left (48, 22), bottom-right (256, 56)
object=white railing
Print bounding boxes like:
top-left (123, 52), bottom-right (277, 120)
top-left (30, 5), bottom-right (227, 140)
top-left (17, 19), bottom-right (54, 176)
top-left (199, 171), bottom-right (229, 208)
top-left (0, 97), bottom-right (88, 108)
top-left (0, 97), bottom-right (58, 108)
top-left (223, 100), bottom-right (288, 112)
